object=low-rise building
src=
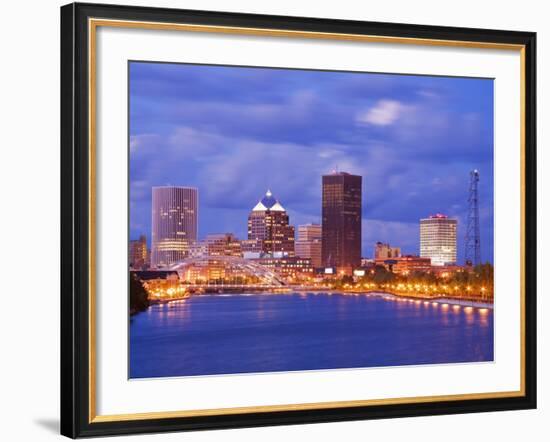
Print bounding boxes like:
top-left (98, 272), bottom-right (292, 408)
top-left (374, 242), bottom-right (401, 260)
top-left (205, 233), bottom-right (242, 257)
top-left (129, 235), bottom-right (149, 269)
top-left (432, 264), bottom-right (466, 278)
top-left (254, 256), bottom-right (313, 280)
top-left (131, 270), bottom-right (182, 299)
top-left (377, 255), bottom-right (432, 275)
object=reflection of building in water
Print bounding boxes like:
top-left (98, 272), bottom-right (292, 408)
top-left (151, 186), bottom-right (198, 268)
top-left (247, 190), bottom-right (295, 257)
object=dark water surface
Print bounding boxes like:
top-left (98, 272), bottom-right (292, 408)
top-left (129, 292), bottom-right (493, 378)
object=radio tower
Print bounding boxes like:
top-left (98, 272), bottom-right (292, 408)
top-left (464, 169), bottom-right (481, 266)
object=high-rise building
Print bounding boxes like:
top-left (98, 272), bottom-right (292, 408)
top-left (321, 172), bottom-right (362, 271)
top-left (247, 190), bottom-right (295, 257)
top-left (129, 235), bottom-right (148, 269)
top-left (374, 242), bottom-right (401, 260)
top-left (420, 214), bottom-right (457, 266)
top-left (151, 186), bottom-right (198, 268)
top-left (295, 224), bottom-right (322, 268)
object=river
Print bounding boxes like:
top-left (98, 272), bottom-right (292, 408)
top-left (129, 292), bottom-right (493, 378)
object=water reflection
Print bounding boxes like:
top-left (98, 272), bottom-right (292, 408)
top-left (464, 306), bottom-right (475, 325)
top-left (130, 292), bottom-right (494, 378)
top-left (478, 308), bottom-right (490, 327)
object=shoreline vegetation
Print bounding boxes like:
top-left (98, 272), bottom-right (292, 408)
top-left (129, 273), bottom-right (150, 315)
top-left (327, 262), bottom-right (494, 303)
top-left (130, 263), bottom-right (494, 312)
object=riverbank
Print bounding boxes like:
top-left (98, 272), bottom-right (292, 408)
top-left (362, 291), bottom-right (494, 309)
top-left (288, 287), bottom-right (493, 307)
top-left (181, 288), bottom-right (494, 308)
top-left (148, 295), bottom-right (190, 305)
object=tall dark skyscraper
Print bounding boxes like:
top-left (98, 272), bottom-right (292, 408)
top-left (322, 172), bottom-right (362, 271)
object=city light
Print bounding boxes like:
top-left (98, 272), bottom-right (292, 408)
top-left (131, 174), bottom-right (493, 306)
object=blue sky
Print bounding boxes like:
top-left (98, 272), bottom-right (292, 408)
top-left (129, 61), bottom-right (494, 263)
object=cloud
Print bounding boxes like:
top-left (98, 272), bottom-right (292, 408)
top-left (356, 99), bottom-right (409, 126)
top-left (129, 62), bottom-right (494, 261)
top-left (362, 219), bottom-right (419, 257)
top-left (130, 126), bottom-right (358, 213)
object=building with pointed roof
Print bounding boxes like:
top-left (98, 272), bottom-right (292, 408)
top-left (247, 190), bottom-right (295, 257)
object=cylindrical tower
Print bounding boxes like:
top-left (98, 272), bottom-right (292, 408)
top-left (151, 186), bottom-right (198, 268)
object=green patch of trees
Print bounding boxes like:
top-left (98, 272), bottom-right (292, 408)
top-left (130, 273), bottom-right (150, 315)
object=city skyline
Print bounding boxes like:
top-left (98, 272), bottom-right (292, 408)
top-left (130, 62), bottom-right (494, 262)
top-left (139, 179), bottom-right (463, 267)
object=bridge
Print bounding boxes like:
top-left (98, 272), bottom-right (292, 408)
top-left (167, 255), bottom-right (287, 287)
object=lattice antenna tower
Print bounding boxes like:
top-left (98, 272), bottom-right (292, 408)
top-left (464, 169), bottom-right (481, 266)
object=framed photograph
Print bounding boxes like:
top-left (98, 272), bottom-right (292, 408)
top-left (60, 2), bottom-right (536, 438)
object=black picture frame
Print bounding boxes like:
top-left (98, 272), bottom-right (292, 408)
top-left (61, 2), bottom-right (537, 438)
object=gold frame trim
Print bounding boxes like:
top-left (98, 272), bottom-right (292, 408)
top-left (88, 18), bottom-right (527, 424)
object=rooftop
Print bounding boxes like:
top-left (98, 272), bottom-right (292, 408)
top-left (252, 189), bottom-right (286, 212)
top-left (327, 171), bottom-right (352, 176)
